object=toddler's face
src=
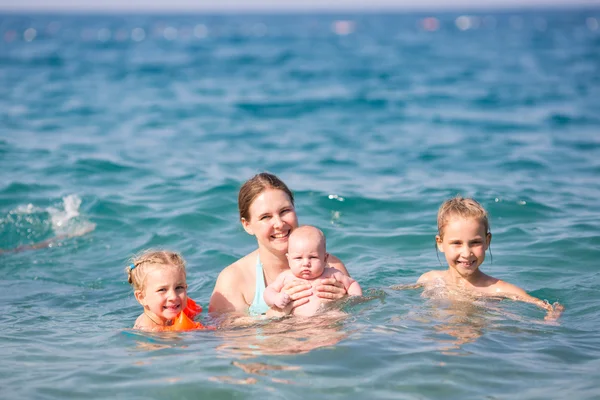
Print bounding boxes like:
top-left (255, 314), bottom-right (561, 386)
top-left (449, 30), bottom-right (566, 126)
top-left (138, 266), bottom-right (187, 323)
top-left (286, 234), bottom-right (328, 280)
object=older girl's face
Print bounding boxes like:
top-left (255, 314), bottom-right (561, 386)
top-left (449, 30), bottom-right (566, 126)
top-left (437, 216), bottom-right (490, 278)
top-left (242, 188), bottom-right (298, 254)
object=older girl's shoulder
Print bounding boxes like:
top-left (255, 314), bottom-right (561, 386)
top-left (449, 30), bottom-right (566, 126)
top-left (417, 270), bottom-right (446, 284)
top-left (490, 279), bottom-right (528, 297)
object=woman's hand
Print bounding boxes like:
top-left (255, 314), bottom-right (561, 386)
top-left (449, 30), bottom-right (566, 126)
top-left (315, 278), bottom-right (347, 300)
top-left (270, 280), bottom-right (312, 314)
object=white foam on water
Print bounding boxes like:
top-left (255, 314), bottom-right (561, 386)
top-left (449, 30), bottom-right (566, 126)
top-left (46, 194), bottom-right (96, 237)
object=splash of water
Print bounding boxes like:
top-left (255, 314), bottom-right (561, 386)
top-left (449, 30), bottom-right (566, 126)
top-left (47, 194), bottom-right (95, 236)
top-left (0, 194), bottom-right (95, 253)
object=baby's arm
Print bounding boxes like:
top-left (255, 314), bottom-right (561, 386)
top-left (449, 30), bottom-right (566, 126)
top-left (332, 271), bottom-right (362, 296)
top-left (264, 272), bottom-right (292, 309)
top-left (497, 281), bottom-right (564, 320)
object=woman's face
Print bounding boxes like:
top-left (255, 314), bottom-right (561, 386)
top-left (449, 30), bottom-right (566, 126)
top-left (242, 188), bottom-right (298, 255)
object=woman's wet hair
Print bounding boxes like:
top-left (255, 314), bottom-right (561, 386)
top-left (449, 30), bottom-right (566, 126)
top-left (125, 249), bottom-right (186, 291)
top-left (238, 172), bottom-right (295, 221)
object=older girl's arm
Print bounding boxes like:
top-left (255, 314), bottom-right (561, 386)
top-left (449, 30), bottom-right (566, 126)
top-left (314, 253), bottom-right (350, 300)
top-left (498, 281), bottom-right (565, 321)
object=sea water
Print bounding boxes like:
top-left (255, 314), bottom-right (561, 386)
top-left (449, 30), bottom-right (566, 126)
top-left (1, 9), bottom-right (600, 399)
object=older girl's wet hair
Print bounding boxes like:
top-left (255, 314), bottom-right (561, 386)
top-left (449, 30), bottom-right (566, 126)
top-left (125, 249), bottom-right (186, 291)
top-left (238, 172), bottom-right (295, 221)
top-left (437, 196), bottom-right (490, 239)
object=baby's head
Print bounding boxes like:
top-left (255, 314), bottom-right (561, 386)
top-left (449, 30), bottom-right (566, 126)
top-left (126, 250), bottom-right (188, 323)
top-left (286, 225), bottom-right (329, 280)
top-left (437, 196), bottom-right (490, 240)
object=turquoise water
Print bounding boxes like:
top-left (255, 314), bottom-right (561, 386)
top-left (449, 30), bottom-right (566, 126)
top-left (2, 9), bottom-right (600, 399)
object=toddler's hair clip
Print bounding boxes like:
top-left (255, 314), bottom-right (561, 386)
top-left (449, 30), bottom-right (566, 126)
top-left (130, 263), bottom-right (136, 270)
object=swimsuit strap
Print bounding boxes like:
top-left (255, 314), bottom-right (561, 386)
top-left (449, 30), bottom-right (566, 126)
top-left (248, 254), bottom-right (270, 316)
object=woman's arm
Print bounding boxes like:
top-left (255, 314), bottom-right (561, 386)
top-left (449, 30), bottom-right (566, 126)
top-left (315, 254), bottom-right (350, 300)
top-left (327, 253), bottom-right (349, 275)
top-left (331, 271), bottom-right (362, 296)
top-left (265, 279), bottom-right (312, 317)
top-left (209, 265), bottom-right (248, 314)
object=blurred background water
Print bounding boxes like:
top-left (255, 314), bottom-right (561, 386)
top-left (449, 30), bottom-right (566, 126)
top-left (1, 7), bottom-right (600, 399)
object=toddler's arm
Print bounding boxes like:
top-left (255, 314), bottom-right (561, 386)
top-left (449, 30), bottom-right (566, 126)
top-left (264, 273), bottom-right (292, 309)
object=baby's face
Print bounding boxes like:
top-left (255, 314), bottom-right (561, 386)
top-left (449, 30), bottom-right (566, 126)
top-left (286, 234), bottom-right (327, 280)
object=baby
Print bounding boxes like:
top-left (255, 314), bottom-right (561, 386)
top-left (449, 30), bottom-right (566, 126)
top-left (417, 196), bottom-right (564, 320)
top-left (264, 225), bottom-right (362, 317)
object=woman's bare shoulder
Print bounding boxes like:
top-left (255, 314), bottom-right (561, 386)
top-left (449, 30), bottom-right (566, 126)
top-left (216, 251), bottom-right (257, 283)
top-left (210, 251), bottom-right (257, 313)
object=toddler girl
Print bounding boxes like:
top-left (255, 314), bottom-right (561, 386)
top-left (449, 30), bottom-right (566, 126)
top-left (126, 249), bottom-right (204, 331)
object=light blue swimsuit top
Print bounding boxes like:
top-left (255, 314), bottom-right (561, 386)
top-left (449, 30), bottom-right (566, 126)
top-left (248, 255), bottom-right (270, 316)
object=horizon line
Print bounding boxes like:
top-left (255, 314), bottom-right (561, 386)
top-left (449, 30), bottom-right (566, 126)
top-left (0, 2), bottom-right (599, 15)
top-left (0, 9), bottom-right (599, 17)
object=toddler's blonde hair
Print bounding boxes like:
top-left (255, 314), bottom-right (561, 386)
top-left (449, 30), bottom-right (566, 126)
top-left (125, 249), bottom-right (186, 291)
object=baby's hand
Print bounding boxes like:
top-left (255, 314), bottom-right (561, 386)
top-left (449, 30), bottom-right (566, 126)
top-left (274, 292), bottom-right (291, 309)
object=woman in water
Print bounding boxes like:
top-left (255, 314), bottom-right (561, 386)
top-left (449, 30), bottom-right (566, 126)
top-left (209, 172), bottom-right (350, 317)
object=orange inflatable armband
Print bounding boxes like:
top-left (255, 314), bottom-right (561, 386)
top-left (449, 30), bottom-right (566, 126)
top-left (183, 297), bottom-right (202, 318)
top-left (166, 311), bottom-right (206, 331)
top-left (162, 298), bottom-right (215, 331)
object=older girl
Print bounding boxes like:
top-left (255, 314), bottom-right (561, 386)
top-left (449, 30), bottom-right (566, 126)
top-left (417, 196), bottom-right (564, 320)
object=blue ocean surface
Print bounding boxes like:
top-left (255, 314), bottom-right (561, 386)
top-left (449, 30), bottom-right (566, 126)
top-left (1, 8), bottom-right (600, 399)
